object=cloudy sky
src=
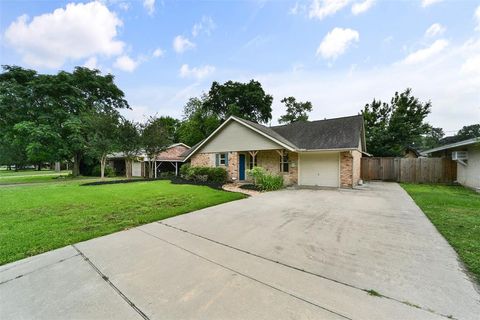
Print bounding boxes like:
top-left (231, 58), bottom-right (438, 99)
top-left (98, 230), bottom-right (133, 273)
top-left (1, 0), bottom-right (479, 133)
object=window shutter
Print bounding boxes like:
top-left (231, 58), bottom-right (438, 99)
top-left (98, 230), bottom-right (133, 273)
top-left (215, 154), bottom-right (219, 166)
top-left (224, 153), bottom-right (229, 166)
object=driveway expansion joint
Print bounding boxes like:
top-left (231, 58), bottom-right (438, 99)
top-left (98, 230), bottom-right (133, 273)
top-left (0, 253), bottom-right (80, 286)
top-left (71, 245), bottom-right (150, 320)
top-left (136, 227), bottom-right (353, 320)
top-left (156, 221), bottom-right (454, 320)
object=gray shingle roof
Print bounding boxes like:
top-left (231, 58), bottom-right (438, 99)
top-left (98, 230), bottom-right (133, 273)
top-left (183, 114), bottom-right (365, 160)
top-left (270, 115), bottom-right (364, 150)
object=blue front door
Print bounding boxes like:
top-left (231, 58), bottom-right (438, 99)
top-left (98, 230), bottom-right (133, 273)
top-left (239, 154), bottom-right (246, 180)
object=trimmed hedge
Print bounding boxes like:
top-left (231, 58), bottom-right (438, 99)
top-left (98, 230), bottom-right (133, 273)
top-left (180, 164), bottom-right (228, 183)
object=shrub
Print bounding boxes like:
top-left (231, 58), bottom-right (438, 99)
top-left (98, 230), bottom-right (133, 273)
top-left (179, 163), bottom-right (190, 177)
top-left (247, 166), bottom-right (283, 191)
top-left (181, 165), bottom-right (228, 183)
top-left (91, 165), bottom-right (116, 177)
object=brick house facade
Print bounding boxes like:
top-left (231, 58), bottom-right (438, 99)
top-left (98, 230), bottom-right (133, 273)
top-left (184, 115), bottom-right (366, 188)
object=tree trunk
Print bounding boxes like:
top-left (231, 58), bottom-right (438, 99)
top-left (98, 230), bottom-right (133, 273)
top-left (72, 153), bottom-right (80, 177)
top-left (125, 158), bottom-right (132, 179)
top-left (100, 155), bottom-right (106, 180)
top-left (149, 161), bottom-right (154, 179)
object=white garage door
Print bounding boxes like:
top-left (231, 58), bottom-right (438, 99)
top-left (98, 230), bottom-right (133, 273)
top-left (299, 153), bottom-right (339, 187)
top-left (132, 162), bottom-right (142, 177)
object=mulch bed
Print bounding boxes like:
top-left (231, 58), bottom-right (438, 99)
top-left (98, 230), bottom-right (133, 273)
top-left (81, 177), bottom-right (224, 190)
top-left (239, 184), bottom-right (262, 191)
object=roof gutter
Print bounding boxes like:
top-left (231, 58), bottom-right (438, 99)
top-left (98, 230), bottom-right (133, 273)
top-left (296, 147), bottom-right (359, 152)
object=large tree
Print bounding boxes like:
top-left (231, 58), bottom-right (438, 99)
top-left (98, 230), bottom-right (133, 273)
top-left (419, 126), bottom-right (444, 150)
top-left (178, 97), bottom-right (221, 146)
top-left (203, 80), bottom-right (273, 123)
top-left (278, 96), bottom-right (313, 124)
top-left (157, 116), bottom-right (181, 143)
top-left (142, 116), bottom-right (171, 178)
top-left (118, 119), bottom-right (142, 179)
top-left (85, 112), bottom-right (120, 179)
top-left (0, 66), bottom-right (129, 176)
top-left (362, 88), bottom-right (431, 156)
top-left (67, 67), bottom-right (129, 175)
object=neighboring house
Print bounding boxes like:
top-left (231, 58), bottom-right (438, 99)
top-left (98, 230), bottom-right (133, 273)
top-left (403, 146), bottom-right (421, 158)
top-left (108, 143), bottom-right (190, 177)
top-left (423, 137), bottom-right (480, 190)
top-left (182, 115), bottom-right (366, 188)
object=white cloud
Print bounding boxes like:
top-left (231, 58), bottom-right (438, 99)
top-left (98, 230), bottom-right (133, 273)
top-left (143, 0), bottom-right (155, 15)
top-left (403, 39), bottom-right (449, 64)
top-left (152, 48), bottom-right (164, 58)
top-left (309, 0), bottom-right (351, 20)
top-left (173, 35), bottom-right (195, 53)
top-left (3, 2), bottom-right (124, 69)
top-left (425, 23), bottom-right (446, 37)
top-left (192, 16), bottom-right (216, 37)
top-left (317, 27), bottom-right (359, 59)
top-left (179, 64), bottom-right (215, 80)
top-left (254, 38), bottom-right (480, 132)
top-left (289, 2), bottom-right (300, 15)
top-left (351, 0), bottom-right (375, 15)
top-left (461, 55), bottom-right (480, 74)
top-left (118, 2), bottom-right (130, 11)
top-left (421, 0), bottom-right (442, 8)
top-left (475, 6), bottom-right (480, 31)
top-left (83, 56), bottom-right (98, 69)
top-left (114, 55), bottom-right (139, 72)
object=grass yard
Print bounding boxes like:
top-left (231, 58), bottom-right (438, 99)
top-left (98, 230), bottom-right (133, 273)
top-left (0, 170), bottom-right (72, 185)
top-left (402, 184), bottom-right (480, 283)
top-left (0, 180), bottom-right (245, 265)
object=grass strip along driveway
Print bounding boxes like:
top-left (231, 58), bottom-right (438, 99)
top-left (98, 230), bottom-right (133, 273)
top-left (0, 180), bottom-right (245, 265)
top-left (0, 170), bottom-right (71, 185)
top-left (402, 183), bottom-right (480, 283)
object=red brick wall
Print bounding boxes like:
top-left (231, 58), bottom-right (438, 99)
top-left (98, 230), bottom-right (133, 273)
top-left (340, 151), bottom-right (353, 188)
top-left (340, 150), bottom-right (362, 188)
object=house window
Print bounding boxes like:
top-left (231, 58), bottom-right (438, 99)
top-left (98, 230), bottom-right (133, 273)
top-left (216, 153), bottom-right (228, 166)
top-left (249, 155), bottom-right (257, 169)
top-left (280, 153), bottom-right (289, 173)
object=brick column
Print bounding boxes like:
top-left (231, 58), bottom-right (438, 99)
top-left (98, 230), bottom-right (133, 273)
top-left (340, 151), bottom-right (353, 188)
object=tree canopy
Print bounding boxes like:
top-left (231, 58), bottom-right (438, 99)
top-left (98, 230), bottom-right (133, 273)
top-left (361, 88), bottom-right (432, 156)
top-left (278, 96), bottom-right (313, 124)
top-left (203, 80), bottom-right (273, 123)
top-left (0, 65), bottom-right (129, 174)
top-left (178, 97), bottom-right (221, 147)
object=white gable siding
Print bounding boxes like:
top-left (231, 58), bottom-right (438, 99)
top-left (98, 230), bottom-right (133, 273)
top-left (457, 145), bottom-right (480, 189)
top-left (198, 120), bottom-right (282, 153)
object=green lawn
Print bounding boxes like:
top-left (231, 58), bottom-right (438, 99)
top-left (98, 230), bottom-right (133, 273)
top-left (0, 170), bottom-right (72, 185)
top-left (0, 180), bottom-right (245, 265)
top-left (401, 184), bottom-right (480, 283)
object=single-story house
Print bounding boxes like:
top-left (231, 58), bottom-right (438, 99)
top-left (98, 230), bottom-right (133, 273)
top-left (403, 146), bottom-right (421, 158)
top-left (108, 143), bottom-right (190, 177)
top-left (423, 137), bottom-right (480, 190)
top-left (182, 115), bottom-right (366, 188)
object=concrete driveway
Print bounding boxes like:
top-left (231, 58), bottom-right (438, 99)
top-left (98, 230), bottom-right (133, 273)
top-left (1, 182), bottom-right (479, 320)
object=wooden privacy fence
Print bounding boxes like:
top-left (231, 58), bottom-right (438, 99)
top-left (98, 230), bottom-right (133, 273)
top-left (361, 157), bottom-right (457, 183)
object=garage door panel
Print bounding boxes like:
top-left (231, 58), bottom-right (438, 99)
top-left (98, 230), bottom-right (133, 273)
top-left (132, 162), bottom-right (142, 177)
top-left (300, 153), bottom-right (339, 187)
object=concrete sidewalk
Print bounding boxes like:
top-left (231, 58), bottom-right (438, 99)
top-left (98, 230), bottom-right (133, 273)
top-left (1, 182), bottom-right (479, 319)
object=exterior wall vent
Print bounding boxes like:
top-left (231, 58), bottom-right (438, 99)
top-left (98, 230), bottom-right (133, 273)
top-left (452, 151), bottom-right (468, 161)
